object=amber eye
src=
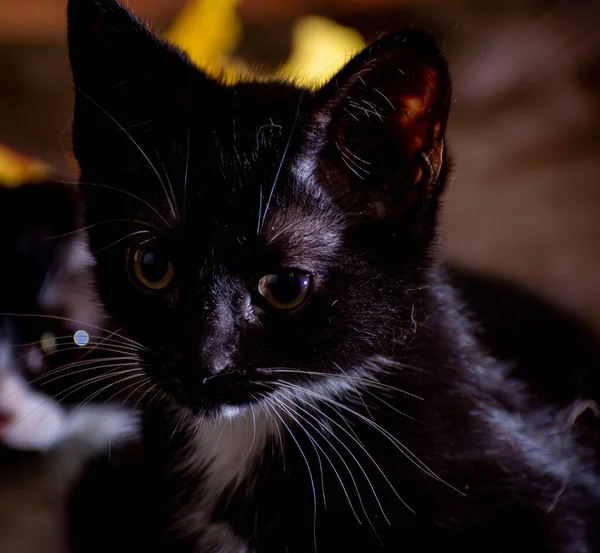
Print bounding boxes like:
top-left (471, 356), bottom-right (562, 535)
top-left (258, 271), bottom-right (311, 310)
top-left (129, 248), bottom-right (175, 290)
top-left (40, 331), bottom-right (57, 355)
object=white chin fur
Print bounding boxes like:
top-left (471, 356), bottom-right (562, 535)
top-left (219, 405), bottom-right (244, 419)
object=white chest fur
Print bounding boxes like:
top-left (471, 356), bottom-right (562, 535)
top-left (174, 406), bottom-right (280, 552)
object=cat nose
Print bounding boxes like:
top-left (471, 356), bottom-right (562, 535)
top-left (203, 353), bottom-right (232, 378)
top-left (198, 334), bottom-right (237, 378)
top-left (197, 293), bottom-right (241, 378)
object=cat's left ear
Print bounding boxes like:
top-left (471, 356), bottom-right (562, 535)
top-left (305, 30), bottom-right (451, 226)
top-left (67, 0), bottom-right (211, 168)
top-left (67, 0), bottom-right (194, 110)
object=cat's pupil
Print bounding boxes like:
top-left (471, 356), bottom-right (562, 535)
top-left (265, 273), bottom-right (309, 304)
top-left (140, 251), bottom-right (168, 283)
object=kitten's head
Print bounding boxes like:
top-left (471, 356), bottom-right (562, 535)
top-left (68, 0), bottom-right (451, 416)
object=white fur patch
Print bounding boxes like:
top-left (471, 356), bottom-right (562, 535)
top-left (174, 356), bottom-right (398, 551)
top-left (170, 406), bottom-right (277, 551)
top-left (482, 402), bottom-right (600, 489)
top-left (198, 522), bottom-right (250, 553)
top-left (182, 355), bottom-right (396, 505)
top-left (0, 370), bottom-right (67, 451)
top-left (0, 367), bottom-right (138, 452)
top-left (191, 407), bottom-right (276, 500)
top-left (184, 356), bottom-right (387, 504)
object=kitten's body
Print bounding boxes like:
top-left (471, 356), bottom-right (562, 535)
top-left (448, 267), bottom-right (600, 411)
top-left (146, 269), bottom-right (600, 553)
top-left (66, 1), bottom-right (600, 551)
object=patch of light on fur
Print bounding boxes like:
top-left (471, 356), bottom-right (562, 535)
top-left (220, 405), bottom-right (242, 419)
top-left (73, 330), bottom-right (89, 346)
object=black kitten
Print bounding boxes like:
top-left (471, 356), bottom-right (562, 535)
top-left (68, 0), bottom-right (600, 551)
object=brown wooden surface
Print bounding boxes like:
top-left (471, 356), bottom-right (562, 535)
top-left (0, 0), bottom-right (188, 41)
top-left (239, 0), bottom-right (447, 22)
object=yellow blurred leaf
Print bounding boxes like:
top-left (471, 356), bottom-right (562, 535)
top-left (165, 0), bottom-right (244, 84)
top-left (276, 16), bottom-right (366, 89)
top-left (0, 143), bottom-right (50, 188)
top-left (165, 1), bottom-right (365, 89)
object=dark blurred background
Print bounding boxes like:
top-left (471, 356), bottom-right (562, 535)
top-left (1, 0), bottom-right (599, 331)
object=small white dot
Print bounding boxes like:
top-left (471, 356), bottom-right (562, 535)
top-left (74, 330), bottom-right (89, 347)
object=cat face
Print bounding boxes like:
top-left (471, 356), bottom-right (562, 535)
top-left (68, 0), bottom-right (451, 416)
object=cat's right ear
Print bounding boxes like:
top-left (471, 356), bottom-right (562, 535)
top-left (303, 30), bottom-right (451, 241)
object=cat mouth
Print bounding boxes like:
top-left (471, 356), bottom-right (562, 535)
top-left (157, 369), bottom-right (269, 415)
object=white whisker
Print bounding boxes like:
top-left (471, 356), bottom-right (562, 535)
top-left (270, 385), bottom-right (397, 523)
top-left (156, 148), bottom-right (180, 223)
top-left (275, 381), bottom-right (414, 515)
top-left (271, 394), bottom-right (366, 525)
top-left (279, 381), bottom-right (460, 495)
top-left (0, 312), bottom-right (150, 352)
top-left (76, 88), bottom-right (178, 222)
top-left (270, 395), bottom-right (327, 510)
top-left (265, 394), bottom-right (319, 553)
top-left (259, 90), bottom-right (305, 232)
top-left (260, 368), bottom-right (423, 400)
top-left (75, 181), bottom-right (170, 227)
top-left (36, 359), bottom-right (140, 386)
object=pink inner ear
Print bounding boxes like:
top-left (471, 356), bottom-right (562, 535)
top-left (401, 97), bottom-right (427, 121)
top-left (395, 67), bottom-right (441, 153)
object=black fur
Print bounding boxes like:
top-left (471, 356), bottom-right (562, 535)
top-left (68, 0), bottom-right (600, 551)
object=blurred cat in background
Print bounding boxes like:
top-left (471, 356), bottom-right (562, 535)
top-left (0, 179), bottom-right (140, 553)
